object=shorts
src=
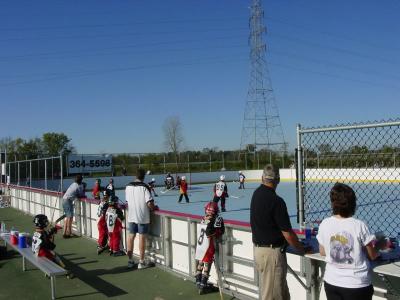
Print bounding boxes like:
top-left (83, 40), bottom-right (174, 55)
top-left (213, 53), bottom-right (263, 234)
top-left (128, 222), bottom-right (149, 234)
top-left (62, 200), bottom-right (74, 218)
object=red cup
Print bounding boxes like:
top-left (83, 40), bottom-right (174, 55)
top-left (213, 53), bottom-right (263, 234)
top-left (10, 232), bottom-right (19, 245)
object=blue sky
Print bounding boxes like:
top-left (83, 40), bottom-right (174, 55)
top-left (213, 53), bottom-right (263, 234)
top-left (1, 0), bottom-right (399, 153)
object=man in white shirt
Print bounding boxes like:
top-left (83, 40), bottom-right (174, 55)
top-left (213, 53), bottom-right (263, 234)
top-left (125, 168), bottom-right (158, 269)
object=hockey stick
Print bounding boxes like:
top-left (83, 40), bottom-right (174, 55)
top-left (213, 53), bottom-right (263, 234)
top-left (54, 214), bottom-right (67, 225)
top-left (213, 239), bottom-right (224, 300)
top-left (160, 185), bottom-right (177, 194)
top-left (50, 183), bottom-right (63, 223)
top-left (229, 195), bottom-right (240, 199)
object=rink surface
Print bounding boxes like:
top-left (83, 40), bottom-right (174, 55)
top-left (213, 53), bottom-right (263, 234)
top-left (114, 181), bottom-right (298, 225)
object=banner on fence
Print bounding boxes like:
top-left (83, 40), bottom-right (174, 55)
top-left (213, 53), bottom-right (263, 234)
top-left (68, 154), bottom-right (113, 174)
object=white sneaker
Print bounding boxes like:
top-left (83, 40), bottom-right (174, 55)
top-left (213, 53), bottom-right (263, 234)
top-left (138, 260), bottom-right (155, 269)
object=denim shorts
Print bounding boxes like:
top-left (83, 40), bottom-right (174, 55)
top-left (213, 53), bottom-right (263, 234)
top-left (128, 222), bottom-right (149, 234)
top-left (62, 200), bottom-right (74, 217)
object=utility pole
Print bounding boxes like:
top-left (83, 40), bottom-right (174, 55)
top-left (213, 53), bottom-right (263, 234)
top-left (240, 0), bottom-right (286, 161)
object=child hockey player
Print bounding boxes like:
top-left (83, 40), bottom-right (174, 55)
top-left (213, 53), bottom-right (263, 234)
top-left (195, 202), bottom-right (225, 294)
top-left (92, 178), bottom-right (103, 200)
top-left (106, 196), bottom-right (125, 256)
top-left (164, 172), bottom-right (175, 190)
top-left (178, 176), bottom-right (189, 203)
top-left (213, 175), bottom-right (229, 212)
top-left (147, 178), bottom-right (158, 197)
top-left (32, 214), bottom-right (73, 278)
top-left (105, 178), bottom-right (115, 198)
top-left (238, 171), bottom-right (246, 189)
top-left (97, 191), bottom-right (109, 254)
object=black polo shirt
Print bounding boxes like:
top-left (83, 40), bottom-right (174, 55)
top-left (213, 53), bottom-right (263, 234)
top-left (250, 184), bottom-right (292, 246)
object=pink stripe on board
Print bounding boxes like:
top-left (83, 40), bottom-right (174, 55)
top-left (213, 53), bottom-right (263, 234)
top-left (224, 219), bottom-right (251, 228)
top-left (6, 184), bottom-right (62, 196)
top-left (155, 209), bottom-right (251, 228)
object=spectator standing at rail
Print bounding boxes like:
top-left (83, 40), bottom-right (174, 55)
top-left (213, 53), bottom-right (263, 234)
top-left (213, 175), bottom-right (229, 212)
top-left (105, 178), bottom-right (115, 198)
top-left (238, 171), bottom-right (246, 189)
top-left (126, 168), bottom-right (158, 269)
top-left (62, 174), bottom-right (86, 238)
top-left (316, 183), bottom-right (380, 300)
top-left (92, 179), bottom-right (103, 200)
top-left (178, 176), bottom-right (190, 203)
top-left (250, 164), bottom-right (305, 300)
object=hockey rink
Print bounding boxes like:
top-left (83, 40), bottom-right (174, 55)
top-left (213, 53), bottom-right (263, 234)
top-left (114, 181), bottom-right (298, 225)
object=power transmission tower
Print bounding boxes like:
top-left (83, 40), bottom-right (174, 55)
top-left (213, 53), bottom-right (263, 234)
top-left (240, 0), bottom-right (286, 160)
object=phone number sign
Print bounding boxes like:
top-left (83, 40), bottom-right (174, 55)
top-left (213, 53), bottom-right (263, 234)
top-left (68, 155), bottom-right (112, 174)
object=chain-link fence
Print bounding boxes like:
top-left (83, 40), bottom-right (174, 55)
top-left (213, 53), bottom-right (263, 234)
top-left (108, 150), bottom-right (293, 176)
top-left (5, 156), bottom-right (63, 191)
top-left (297, 119), bottom-right (400, 237)
top-left (2, 149), bottom-right (293, 191)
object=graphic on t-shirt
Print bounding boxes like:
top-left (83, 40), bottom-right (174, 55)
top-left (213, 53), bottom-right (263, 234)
top-left (329, 231), bottom-right (354, 265)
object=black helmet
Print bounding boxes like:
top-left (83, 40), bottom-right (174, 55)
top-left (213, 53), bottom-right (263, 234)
top-left (33, 214), bottom-right (49, 229)
top-left (108, 196), bottom-right (119, 205)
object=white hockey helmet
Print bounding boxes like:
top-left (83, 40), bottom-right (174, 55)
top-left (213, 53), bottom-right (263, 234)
top-left (151, 178), bottom-right (155, 182)
top-left (238, 170), bottom-right (242, 174)
top-left (181, 176), bottom-right (186, 180)
top-left (220, 175), bottom-right (225, 181)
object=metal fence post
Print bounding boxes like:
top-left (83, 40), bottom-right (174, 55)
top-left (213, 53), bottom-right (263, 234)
top-left (17, 161), bottom-right (20, 186)
top-left (222, 152), bottom-right (225, 170)
top-left (60, 154), bottom-right (63, 193)
top-left (29, 161), bottom-right (32, 188)
top-left (44, 159), bottom-right (47, 190)
top-left (163, 154), bottom-right (166, 174)
top-left (209, 153), bottom-right (211, 172)
top-left (297, 124), bottom-right (305, 228)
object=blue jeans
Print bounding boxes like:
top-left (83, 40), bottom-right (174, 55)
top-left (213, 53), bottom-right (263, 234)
top-left (128, 222), bottom-right (149, 234)
top-left (62, 200), bottom-right (74, 217)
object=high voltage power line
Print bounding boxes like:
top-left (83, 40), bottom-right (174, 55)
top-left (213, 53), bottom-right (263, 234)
top-left (1, 31), bottom-right (398, 67)
top-left (0, 54), bottom-right (399, 90)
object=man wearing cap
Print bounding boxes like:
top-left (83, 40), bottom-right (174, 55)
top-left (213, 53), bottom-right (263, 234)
top-left (250, 164), bottom-right (305, 300)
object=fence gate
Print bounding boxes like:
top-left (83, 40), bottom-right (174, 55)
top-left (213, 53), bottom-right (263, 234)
top-left (296, 120), bottom-right (400, 237)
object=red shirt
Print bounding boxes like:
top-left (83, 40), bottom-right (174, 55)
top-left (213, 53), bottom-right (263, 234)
top-left (92, 184), bottom-right (101, 199)
top-left (179, 181), bottom-right (188, 194)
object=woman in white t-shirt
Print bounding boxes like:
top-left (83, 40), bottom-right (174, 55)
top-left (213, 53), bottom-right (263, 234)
top-left (316, 183), bottom-right (379, 300)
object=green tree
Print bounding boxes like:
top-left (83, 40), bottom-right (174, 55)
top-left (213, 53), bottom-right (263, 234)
top-left (42, 132), bottom-right (74, 156)
top-left (22, 138), bottom-right (42, 155)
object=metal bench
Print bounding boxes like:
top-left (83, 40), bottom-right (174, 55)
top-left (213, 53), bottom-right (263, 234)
top-left (0, 232), bottom-right (68, 300)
